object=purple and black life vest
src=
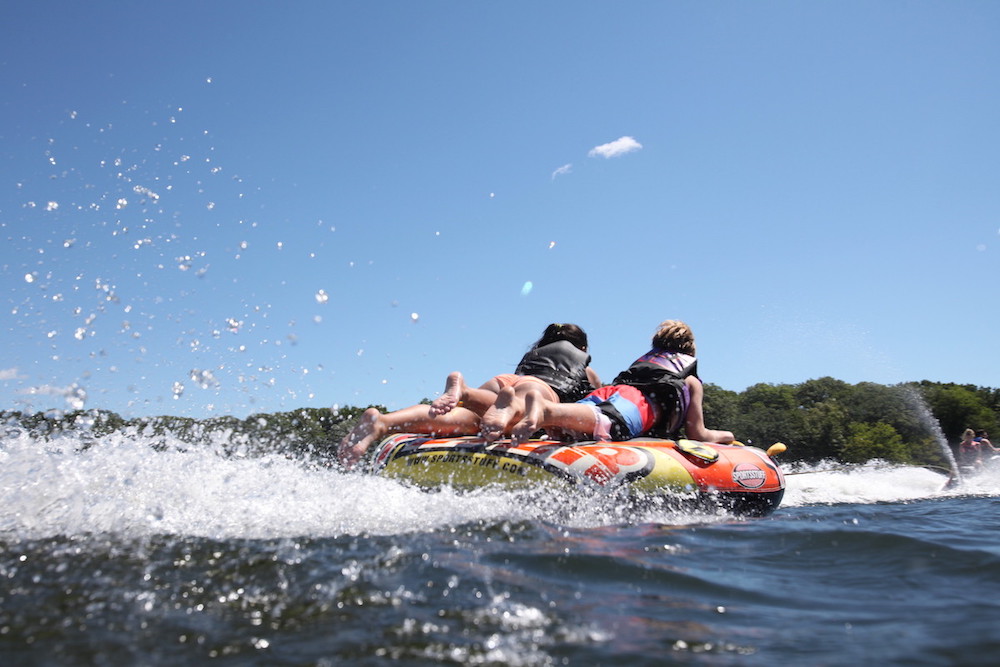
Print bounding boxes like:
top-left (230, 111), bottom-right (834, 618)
top-left (612, 350), bottom-right (698, 437)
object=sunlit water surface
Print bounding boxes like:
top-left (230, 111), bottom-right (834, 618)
top-left (2, 429), bottom-right (999, 665)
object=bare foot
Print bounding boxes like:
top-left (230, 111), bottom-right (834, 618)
top-left (337, 408), bottom-right (385, 470)
top-left (480, 386), bottom-right (516, 443)
top-left (510, 417), bottom-right (538, 447)
top-left (429, 371), bottom-right (464, 417)
top-left (510, 391), bottom-right (544, 446)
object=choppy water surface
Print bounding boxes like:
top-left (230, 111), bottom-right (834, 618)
top-left (2, 429), bottom-right (998, 665)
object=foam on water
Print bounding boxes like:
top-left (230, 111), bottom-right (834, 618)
top-left (0, 429), bottom-right (720, 540)
top-left (0, 430), bottom-right (508, 540)
top-left (781, 459), bottom-right (1000, 507)
top-left (781, 462), bottom-right (946, 506)
top-left (5, 429), bottom-right (996, 540)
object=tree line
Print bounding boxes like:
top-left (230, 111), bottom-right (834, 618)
top-left (3, 379), bottom-right (997, 467)
top-left (702, 378), bottom-right (999, 467)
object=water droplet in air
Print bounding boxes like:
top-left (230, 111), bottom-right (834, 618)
top-left (521, 281), bottom-right (533, 296)
top-left (66, 384), bottom-right (87, 410)
top-left (190, 369), bottom-right (219, 389)
top-left (315, 290), bottom-right (329, 304)
top-left (410, 313), bottom-right (419, 322)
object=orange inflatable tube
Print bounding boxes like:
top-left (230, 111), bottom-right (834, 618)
top-left (371, 435), bottom-right (786, 516)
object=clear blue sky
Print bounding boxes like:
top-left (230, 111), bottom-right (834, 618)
top-left (2, 1), bottom-right (998, 419)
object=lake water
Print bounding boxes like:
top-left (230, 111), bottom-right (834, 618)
top-left (2, 427), bottom-right (998, 665)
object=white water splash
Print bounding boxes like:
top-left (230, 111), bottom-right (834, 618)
top-left (781, 461), bottom-right (951, 507)
top-left (0, 430), bottom-right (499, 540)
top-left (5, 425), bottom-right (992, 541)
top-left (781, 453), bottom-right (1000, 506)
top-left (0, 428), bottom-right (740, 541)
top-left (902, 384), bottom-right (960, 476)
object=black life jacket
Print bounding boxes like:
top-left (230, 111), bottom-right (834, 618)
top-left (515, 340), bottom-right (593, 402)
top-left (612, 349), bottom-right (698, 437)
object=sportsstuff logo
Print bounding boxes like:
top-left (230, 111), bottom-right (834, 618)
top-left (732, 463), bottom-right (766, 489)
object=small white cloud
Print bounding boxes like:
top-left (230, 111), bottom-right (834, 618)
top-left (551, 163), bottom-right (573, 180)
top-left (588, 136), bottom-right (643, 159)
top-left (19, 382), bottom-right (88, 410)
top-left (0, 367), bottom-right (23, 381)
top-left (19, 383), bottom-right (70, 396)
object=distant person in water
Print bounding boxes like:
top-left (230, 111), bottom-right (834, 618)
top-left (337, 323), bottom-right (601, 469)
top-left (510, 319), bottom-right (734, 447)
top-left (958, 428), bottom-right (979, 466)
top-left (973, 430), bottom-right (998, 463)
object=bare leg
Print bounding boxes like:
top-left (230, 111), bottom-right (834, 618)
top-left (337, 404), bottom-right (481, 469)
top-left (511, 390), bottom-right (598, 446)
top-left (337, 407), bottom-right (386, 469)
top-left (429, 373), bottom-right (504, 417)
top-left (429, 371), bottom-right (466, 416)
top-left (461, 377), bottom-right (503, 415)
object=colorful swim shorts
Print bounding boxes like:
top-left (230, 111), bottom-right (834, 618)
top-left (577, 385), bottom-right (656, 441)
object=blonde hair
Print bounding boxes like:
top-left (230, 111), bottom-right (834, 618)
top-left (651, 320), bottom-right (696, 355)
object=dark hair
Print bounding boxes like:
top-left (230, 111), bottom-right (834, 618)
top-left (532, 323), bottom-right (588, 352)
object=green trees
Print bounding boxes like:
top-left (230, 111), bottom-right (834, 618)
top-left (0, 406), bottom-right (376, 461)
top-left (730, 383), bottom-right (803, 453)
top-left (839, 422), bottom-right (908, 464)
top-left (702, 378), bottom-right (994, 466)
top-left (919, 382), bottom-right (999, 441)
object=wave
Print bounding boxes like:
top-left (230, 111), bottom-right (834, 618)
top-left (1, 429), bottom-right (995, 541)
top-left (777, 457), bottom-right (1000, 507)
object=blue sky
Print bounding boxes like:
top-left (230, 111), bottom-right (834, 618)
top-left (2, 1), bottom-right (998, 419)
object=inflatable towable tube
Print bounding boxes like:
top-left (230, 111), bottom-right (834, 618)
top-left (370, 435), bottom-right (786, 517)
